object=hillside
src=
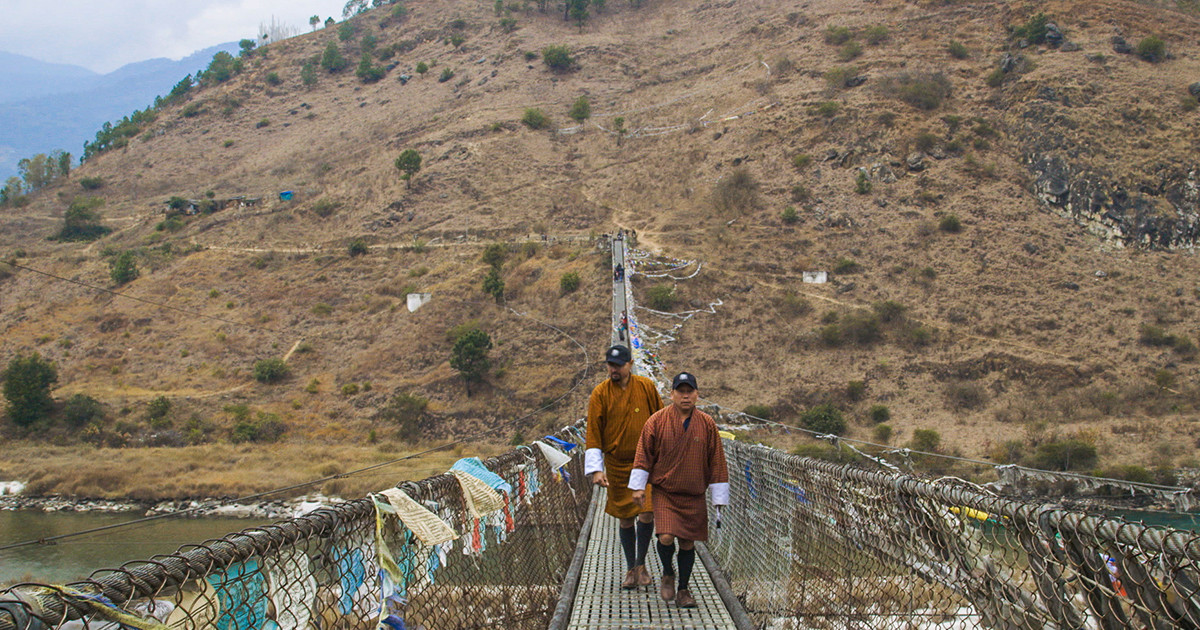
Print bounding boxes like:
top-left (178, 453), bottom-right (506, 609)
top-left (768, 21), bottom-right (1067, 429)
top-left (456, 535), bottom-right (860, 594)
top-left (2, 0), bottom-right (1200, 499)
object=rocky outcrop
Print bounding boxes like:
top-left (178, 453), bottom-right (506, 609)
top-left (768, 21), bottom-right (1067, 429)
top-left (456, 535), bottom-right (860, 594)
top-left (1028, 155), bottom-right (1200, 249)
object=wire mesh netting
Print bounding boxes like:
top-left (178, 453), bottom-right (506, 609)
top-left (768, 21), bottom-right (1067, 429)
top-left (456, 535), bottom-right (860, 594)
top-left (707, 439), bottom-right (1200, 629)
top-left (0, 425), bottom-right (589, 630)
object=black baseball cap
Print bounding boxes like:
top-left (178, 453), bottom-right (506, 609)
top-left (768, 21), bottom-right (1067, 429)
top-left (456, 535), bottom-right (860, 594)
top-left (671, 372), bottom-right (698, 390)
top-left (605, 344), bottom-right (632, 366)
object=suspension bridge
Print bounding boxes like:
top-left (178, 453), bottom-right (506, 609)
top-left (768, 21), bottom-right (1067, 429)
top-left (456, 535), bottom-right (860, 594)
top-left (3, 234), bottom-right (1200, 630)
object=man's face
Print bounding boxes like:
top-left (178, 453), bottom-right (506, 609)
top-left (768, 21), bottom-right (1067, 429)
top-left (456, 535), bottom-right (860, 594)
top-left (671, 384), bottom-right (698, 413)
top-left (607, 361), bottom-right (631, 382)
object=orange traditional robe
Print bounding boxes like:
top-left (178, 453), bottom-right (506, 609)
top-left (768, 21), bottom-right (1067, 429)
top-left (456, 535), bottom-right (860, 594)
top-left (586, 374), bottom-right (664, 518)
top-left (631, 404), bottom-right (728, 541)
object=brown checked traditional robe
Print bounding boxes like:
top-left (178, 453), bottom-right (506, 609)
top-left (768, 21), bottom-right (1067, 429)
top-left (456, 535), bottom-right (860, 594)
top-left (631, 404), bottom-right (728, 541)
top-left (586, 374), bottom-right (664, 518)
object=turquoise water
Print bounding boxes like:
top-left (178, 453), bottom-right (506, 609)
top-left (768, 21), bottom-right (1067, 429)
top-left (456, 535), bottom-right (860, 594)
top-left (0, 511), bottom-right (273, 585)
top-left (1107, 508), bottom-right (1200, 531)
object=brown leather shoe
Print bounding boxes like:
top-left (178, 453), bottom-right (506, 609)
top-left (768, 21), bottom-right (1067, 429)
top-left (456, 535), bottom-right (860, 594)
top-left (659, 575), bottom-right (676, 601)
top-left (620, 568), bottom-right (638, 590)
top-left (675, 588), bottom-right (697, 608)
top-left (635, 564), bottom-right (652, 587)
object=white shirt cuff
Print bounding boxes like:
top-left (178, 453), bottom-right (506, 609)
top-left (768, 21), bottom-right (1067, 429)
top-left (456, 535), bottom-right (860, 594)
top-left (628, 468), bottom-right (649, 491)
top-left (584, 448), bottom-right (604, 476)
top-left (709, 482), bottom-right (730, 506)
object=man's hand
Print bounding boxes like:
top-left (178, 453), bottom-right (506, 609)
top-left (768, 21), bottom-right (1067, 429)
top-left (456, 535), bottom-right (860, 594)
top-left (591, 471), bottom-right (609, 487)
top-left (632, 489), bottom-right (645, 507)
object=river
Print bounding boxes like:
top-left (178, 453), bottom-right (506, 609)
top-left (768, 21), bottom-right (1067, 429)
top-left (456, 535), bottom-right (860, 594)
top-left (0, 510), bottom-right (274, 585)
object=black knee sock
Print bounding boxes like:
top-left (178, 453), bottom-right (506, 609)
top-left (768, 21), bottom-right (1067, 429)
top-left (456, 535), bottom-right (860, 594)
top-left (635, 521), bottom-right (653, 566)
top-left (677, 547), bottom-right (696, 590)
top-left (657, 540), bottom-right (675, 576)
top-left (619, 525), bottom-right (636, 570)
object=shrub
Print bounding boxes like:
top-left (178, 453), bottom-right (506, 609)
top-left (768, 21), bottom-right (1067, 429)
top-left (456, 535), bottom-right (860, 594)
top-left (147, 395), bottom-right (171, 420)
top-left (712, 168), bottom-right (759, 214)
top-left (855, 170), bottom-right (872, 194)
top-left (79, 176), bottom-right (104, 190)
top-left (873, 300), bottom-right (907, 323)
top-left (499, 17), bottom-right (518, 32)
top-left (231, 412), bottom-right (286, 443)
top-left (873, 423), bottom-right (892, 443)
top-left (944, 381), bottom-right (987, 410)
top-left (864, 25), bottom-right (889, 45)
top-left (522, 108), bottom-right (550, 129)
top-left (792, 154), bottom-right (812, 169)
top-left (800, 404), bottom-right (846, 435)
top-left (815, 101), bottom-right (840, 117)
top-left (846, 380), bottom-right (866, 401)
top-left (568, 96), bottom-right (591, 122)
top-left (908, 428), bottom-right (941, 452)
top-left (348, 238), bottom-right (369, 256)
top-left (338, 22), bottom-right (356, 41)
top-left (341, 383), bottom-right (360, 396)
top-left (939, 214), bottom-right (962, 233)
top-left (109, 250), bottom-right (139, 285)
top-left (252, 358), bottom-right (290, 383)
top-left (379, 392), bottom-right (429, 440)
top-left (560, 271), bottom-right (580, 293)
top-left (824, 66), bottom-right (858, 89)
top-left (266, 72), bottom-right (282, 85)
top-left (879, 72), bottom-right (953, 110)
top-left (838, 41), bottom-right (863, 62)
top-left (356, 53), bottom-right (386, 82)
top-left (1011, 12), bottom-right (1050, 44)
top-left (481, 243), bottom-right (508, 269)
top-left (543, 45), bottom-right (574, 72)
top-left (818, 324), bottom-right (843, 346)
top-left (791, 185), bottom-right (810, 202)
top-left (321, 42), bottom-right (348, 72)
top-left (415, 61), bottom-right (429, 75)
top-left (780, 291), bottom-right (811, 317)
top-left (984, 68), bottom-right (1006, 88)
top-left (255, 119), bottom-right (270, 129)
top-left (842, 311), bottom-right (881, 344)
top-left (1032, 439), bottom-right (1097, 471)
top-left (3, 353), bottom-right (58, 426)
top-left (868, 404), bottom-right (890, 424)
top-left (645, 284), bottom-right (676, 311)
top-left (313, 198), bottom-right (340, 217)
top-left (781, 206), bottom-right (799, 224)
top-left (63, 394), bottom-right (104, 427)
top-left (1140, 324), bottom-right (1173, 346)
top-left (833, 258), bottom-right (860, 274)
top-left (742, 404), bottom-right (773, 420)
top-left (1136, 36), bottom-right (1166, 62)
top-left (824, 25), bottom-right (853, 45)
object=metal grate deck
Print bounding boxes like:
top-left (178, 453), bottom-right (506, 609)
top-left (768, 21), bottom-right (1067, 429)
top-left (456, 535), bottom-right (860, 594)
top-left (566, 488), bottom-right (737, 629)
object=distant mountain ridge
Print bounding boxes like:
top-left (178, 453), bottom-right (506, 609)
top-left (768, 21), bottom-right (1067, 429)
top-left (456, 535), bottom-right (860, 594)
top-left (0, 44), bottom-right (239, 181)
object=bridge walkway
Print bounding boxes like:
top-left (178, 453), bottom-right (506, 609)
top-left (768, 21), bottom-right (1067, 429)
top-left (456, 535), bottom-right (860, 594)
top-left (565, 488), bottom-right (737, 630)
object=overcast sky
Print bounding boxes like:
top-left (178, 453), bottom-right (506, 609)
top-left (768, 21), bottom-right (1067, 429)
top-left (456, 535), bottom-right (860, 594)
top-left (2, 0), bottom-right (349, 74)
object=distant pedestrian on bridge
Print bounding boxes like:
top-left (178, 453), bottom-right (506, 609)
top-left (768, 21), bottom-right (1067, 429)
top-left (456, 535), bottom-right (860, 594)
top-left (630, 372), bottom-right (729, 608)
top-left (586, 344), bottom-right (664, 590)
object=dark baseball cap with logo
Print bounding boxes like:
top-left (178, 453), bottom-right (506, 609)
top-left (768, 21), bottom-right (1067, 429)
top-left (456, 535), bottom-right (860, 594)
top-left (671, 372), bottom-right (698, 390)
top-left (605, 344), bottom-right (632, 366)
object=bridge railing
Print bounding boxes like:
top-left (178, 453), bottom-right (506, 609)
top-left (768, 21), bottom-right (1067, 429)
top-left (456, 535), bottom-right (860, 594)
top-left (0, 424), bottom-right (589, 630)
top-left (708, 438), bottom-right (1200, 629)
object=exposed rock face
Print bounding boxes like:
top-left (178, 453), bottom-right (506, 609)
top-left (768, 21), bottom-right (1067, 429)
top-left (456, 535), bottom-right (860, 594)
top-left (1028, 156), bottom-right (1200, 248)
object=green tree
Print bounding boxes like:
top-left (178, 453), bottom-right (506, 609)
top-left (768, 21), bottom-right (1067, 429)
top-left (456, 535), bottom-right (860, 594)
top-left (252, 358), bottom-right (291, 383)
top-left (3, 353), bottom-right (58, 427)
top-left (482, 268), bottom-right (505, 303)
top-left (560, 271), bottom-right (581, 293)
top-left (321, 42), bottom-right (349, 73)
top-left (202, 51), bottom-right (239, 84)
top-left (301, 62), bottom-right (318, 86)
top-left (63, 394), bottom-right (104, 427)
top-left (18, 153), bottom-right (60, 191)
top-left (567, 0), bottom-right (589, 29)
top-left (799, 403), bottom-right (846, 435)
top-left (238, 38), bottom-right (257, 56)
top-left (395, 149), bottom-right (422, 188)
top-left (415, 61), bottom-right (429, 75)
top-left (109, 250), bottom-right (139, 285)
top-left (481, 243), bottom-right (507, 269)
top-left (568, 96), bottom-right (591, 122)
top-left (325, 17), bottom-right (336, 27)
top-left (0, 177), bottom-right (24, 207)
top-left (348, 238), bottom-right (369, 256)
top-left (542, 45), bottom-right (574, 72)
top-left (450, 327), bottom-right (492, 391)
top-left (57, 196), bottom-right (110, 242)
top-left (378, 392), bottom-right (429, 441)
top-left (1137, 36), bottom-right (1166, 62)
top-left (356, 52), bottom-right (385, 82)
top-left (310, 15), bottom-right (321, 30)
